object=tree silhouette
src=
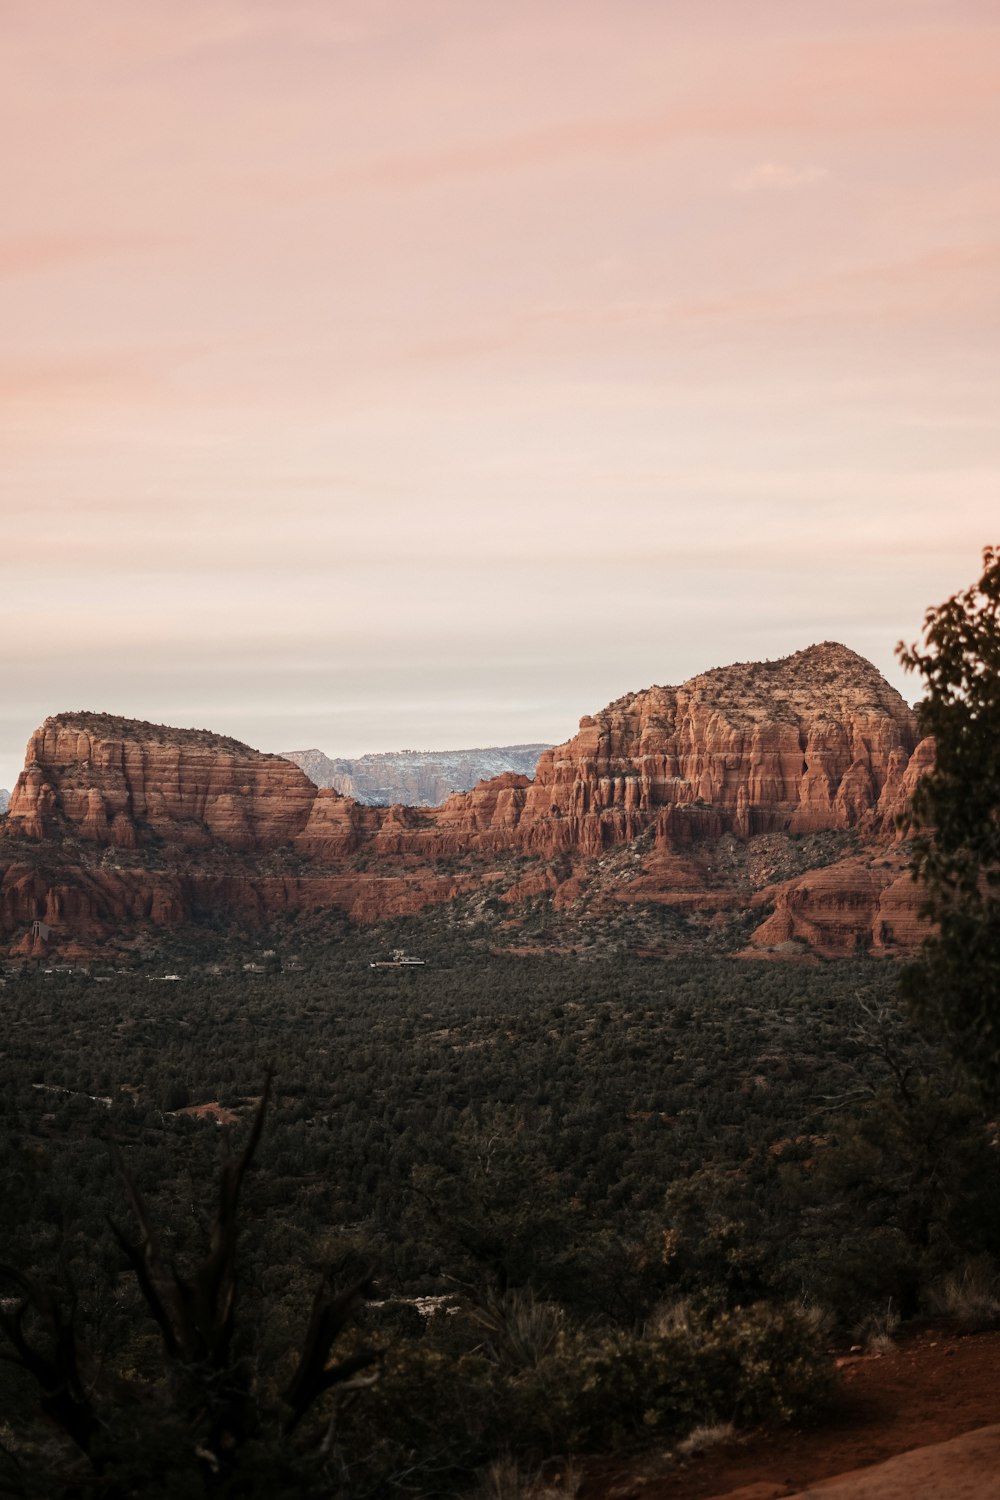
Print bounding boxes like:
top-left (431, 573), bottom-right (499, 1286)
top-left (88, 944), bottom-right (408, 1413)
top-left (897, 545), bottom-right (1000, 1102)
top-left (0, 1074), bottom-right (378, 1496)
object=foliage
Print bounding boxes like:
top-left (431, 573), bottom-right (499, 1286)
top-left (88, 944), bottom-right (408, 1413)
top-left (0, 1085), bottom-right (378, 1498)
top-left (898, 545), bottom-right (1000, 1101)
top-left (1, 943), bottom-right (997, 1492)
top-left (335, 1299), bottom-right (830, 1491)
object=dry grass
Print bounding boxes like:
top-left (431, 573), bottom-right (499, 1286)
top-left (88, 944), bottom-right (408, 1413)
top-left (465, 1457), bottom-right (582, 1499)
top-left (675, 1420), bottom-right (738, 1458)
top-left (853, 1298), bottom-right (900, 1355)
top-left (929, 1259), bottom-right (1000, 1331)
top-left (792, 1299), bottom-right (835, 1344)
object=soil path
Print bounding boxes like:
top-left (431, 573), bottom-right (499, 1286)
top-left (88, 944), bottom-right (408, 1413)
top-left (580, 1325), bottom-right (1000, 1500)
top-left (786, 1423), bottom-right (1000, 1499)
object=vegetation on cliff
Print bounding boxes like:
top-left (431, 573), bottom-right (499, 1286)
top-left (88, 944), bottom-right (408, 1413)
top-left (46, 712), bottom-right (274, 757)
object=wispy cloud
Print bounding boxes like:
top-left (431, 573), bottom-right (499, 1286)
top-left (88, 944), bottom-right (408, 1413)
top-left (0, 233), bottom-right (171, 280)
top-left (733, 161), bottom-right (830, 192)
top-left (1, 0), bottom-right (997, 786)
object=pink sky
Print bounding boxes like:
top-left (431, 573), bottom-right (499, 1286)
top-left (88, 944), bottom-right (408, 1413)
top-left (2, 0), bottom-right (999, 789)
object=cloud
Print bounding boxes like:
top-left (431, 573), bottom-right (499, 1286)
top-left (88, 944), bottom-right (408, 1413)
top-left (733, 161), bottom-right (830, 192)
top-left (0, 233), bottom-right (169, 280)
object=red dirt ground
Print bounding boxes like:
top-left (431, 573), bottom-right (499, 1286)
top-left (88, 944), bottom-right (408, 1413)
top-left (580, 1323), bottom-right (1000, 1500)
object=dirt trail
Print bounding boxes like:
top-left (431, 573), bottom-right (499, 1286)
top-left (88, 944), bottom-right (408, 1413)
top-left (581, 1325), bottom-right (1000, 1500)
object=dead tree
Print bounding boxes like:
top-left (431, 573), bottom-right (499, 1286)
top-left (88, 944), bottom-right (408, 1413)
top-left (0, 1266), bottom-right (99, 1459)
top-left (0, 1071), bottom-right (379, 1491)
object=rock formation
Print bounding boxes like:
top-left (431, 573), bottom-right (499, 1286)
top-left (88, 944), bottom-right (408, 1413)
top-left (514, 641), bottom-right (922, 851)
top-left (283, 744), bottom-right (551, 806)
top-left (747, 853), bottom-right (923, 959)
top-left (0, 645), bottom-right (933, 958)
top-left (5, 715), bottom-right (316, 851)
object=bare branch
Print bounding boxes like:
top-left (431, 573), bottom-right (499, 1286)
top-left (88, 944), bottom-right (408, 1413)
top-left (0, 1264), bottom-right (99, 1456)
top-left (281, 1270), bottom-right (377, 1433)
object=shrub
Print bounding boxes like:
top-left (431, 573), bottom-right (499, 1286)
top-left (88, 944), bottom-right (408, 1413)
top-left (852, 1298), bottom-right (900, 1354)
top-left (469, 1288), bottom-right (568, 1372)
top-left (508, 1301), bottom-right (831, 1451)
top-left (928, 1257), bottom-right (1000, 1331)
top-left (463, 1457), bottom-right (582, 1500)
top-left (339, 1300), bottom-right (832, 1491)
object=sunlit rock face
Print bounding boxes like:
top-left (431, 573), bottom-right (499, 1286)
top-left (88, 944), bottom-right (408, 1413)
top-left (0, 645), bottom-right (932, 957)
top-left (5, 714), bottom-right (317, 851)
top-left (482, 641), bottom-right (921, 852)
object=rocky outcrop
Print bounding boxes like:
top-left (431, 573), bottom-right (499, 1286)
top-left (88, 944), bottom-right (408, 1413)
top-left (5, 714), bottom-right (317, 852)
top-left (510, 642), bottom-right (920, 852)
top-left (0, 860), bottom-right (477, 955)
top-left (351, 643), bottom-right (922, 860)
top-left (747, 852), bottom-right (927, 959)
top-left (284, 744), bottom-right (551, 806)
top-left (0, 645), bottom-right (933, 957)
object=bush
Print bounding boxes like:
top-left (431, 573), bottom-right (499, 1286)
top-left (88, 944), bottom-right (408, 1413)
top-left (337, 1300), bottom-right (832, 1491)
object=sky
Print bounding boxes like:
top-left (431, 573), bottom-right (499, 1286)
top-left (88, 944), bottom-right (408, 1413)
top-left (2, 0), bottom-right (999, 792)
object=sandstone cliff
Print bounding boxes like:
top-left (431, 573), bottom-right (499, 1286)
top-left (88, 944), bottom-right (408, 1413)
top-left (515, 641), bottom-right (921, 852)
top-left (746, 852), bottom-right (925, 959)
top-left (323, 642), bottom-right (924, 861)
top-left (0, 645), bottom-right (933, 958)
top-left (5, 714), bottom-right (317, 852)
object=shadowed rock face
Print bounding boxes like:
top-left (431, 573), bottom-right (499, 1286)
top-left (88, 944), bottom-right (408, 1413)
top-left (0, 645), bottom-right (933, 957)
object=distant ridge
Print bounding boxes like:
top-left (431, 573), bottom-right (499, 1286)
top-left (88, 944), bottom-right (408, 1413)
top-left (282, 744), bottom-right (551, 806)
top-left (0, 789), bottom-right (8, 816)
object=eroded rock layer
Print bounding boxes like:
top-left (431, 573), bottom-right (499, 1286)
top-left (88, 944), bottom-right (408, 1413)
top-left (6, 716), bottom-right (316, 850)
top-left (0, 644), bottom-right (932, 957)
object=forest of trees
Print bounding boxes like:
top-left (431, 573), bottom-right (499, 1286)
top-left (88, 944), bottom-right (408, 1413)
top-left (2, 929), bottom-right (999, 1495)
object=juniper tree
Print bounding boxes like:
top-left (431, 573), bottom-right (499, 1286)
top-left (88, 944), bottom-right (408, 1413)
top-left (897, 545), bottom-right (1000, 1103)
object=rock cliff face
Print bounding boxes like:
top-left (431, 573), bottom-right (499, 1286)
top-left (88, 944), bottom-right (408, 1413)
top-left (746, 853), bottom-right (925, 960)
top-left (0, 645), bottom-right (933, 958)
top-left (283, 744), bottom-right (551, 806)
top-left (338, 643), bottom-right (924, 860)
top-left (513, 642), bottom-right (921, 851)
top-left (6, 715), bottom-right (316, 852)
